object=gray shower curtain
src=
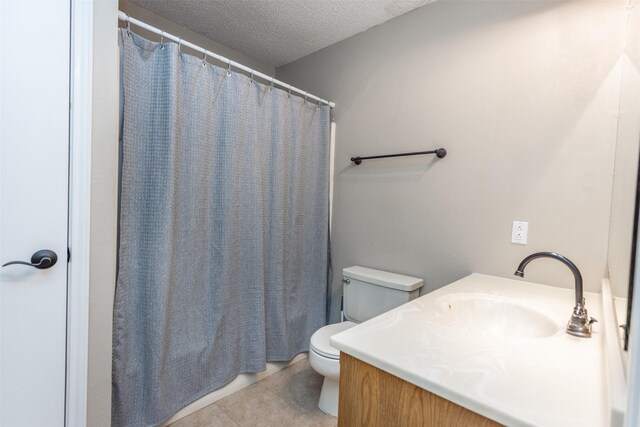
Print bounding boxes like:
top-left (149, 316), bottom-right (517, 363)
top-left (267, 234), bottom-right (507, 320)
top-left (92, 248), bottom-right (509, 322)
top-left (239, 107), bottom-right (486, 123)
top-left (113, 30), bottom-right (330, 427)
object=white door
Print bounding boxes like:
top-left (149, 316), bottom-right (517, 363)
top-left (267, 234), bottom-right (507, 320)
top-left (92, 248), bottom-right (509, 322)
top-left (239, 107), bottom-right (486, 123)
top-left (0, 1), bottom-right (71, 426)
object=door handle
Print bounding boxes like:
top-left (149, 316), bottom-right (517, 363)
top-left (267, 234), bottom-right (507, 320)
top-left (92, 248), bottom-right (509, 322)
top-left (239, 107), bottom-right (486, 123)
top-left (2, 249), bottom-right (58, 269)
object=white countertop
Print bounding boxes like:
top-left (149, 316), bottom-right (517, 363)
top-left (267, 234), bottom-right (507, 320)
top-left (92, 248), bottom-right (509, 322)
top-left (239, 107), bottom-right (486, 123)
top-left (330, 273), bottom-right (605, 427)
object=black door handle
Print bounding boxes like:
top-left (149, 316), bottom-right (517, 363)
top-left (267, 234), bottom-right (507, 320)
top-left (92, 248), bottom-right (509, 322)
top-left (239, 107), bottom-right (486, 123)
top-left (2, 249), bottom-right (58, 269)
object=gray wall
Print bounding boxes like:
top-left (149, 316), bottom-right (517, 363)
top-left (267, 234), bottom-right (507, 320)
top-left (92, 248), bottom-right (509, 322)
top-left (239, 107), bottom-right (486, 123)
top-left (277, 0), bottom-right (629, 322)
top-left (89, 1), bottom-right (119, 426)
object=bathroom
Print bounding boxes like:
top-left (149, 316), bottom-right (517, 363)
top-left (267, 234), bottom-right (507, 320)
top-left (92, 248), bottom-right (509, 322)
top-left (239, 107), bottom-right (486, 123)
top-left (0, 0), bottom-right (639, 426)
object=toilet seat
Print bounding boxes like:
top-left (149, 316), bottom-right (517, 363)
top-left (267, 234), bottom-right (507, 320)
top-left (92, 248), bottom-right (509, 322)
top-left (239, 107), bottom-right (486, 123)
top-left (310, 321), bottom-right (356, 360)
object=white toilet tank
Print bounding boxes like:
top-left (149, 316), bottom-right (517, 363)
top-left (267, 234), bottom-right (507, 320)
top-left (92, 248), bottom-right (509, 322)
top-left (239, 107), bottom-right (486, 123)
top-left (342, 266), bottom-right (424, 323)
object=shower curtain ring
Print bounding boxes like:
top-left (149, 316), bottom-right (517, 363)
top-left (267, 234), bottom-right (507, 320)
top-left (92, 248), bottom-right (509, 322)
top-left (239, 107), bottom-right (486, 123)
top-left (227, 62), bottom-right (232, 76)
top-left (160, 31), bottom-right (165, 49)
top-left (177, 38), bottom-right (182, 54)
top-left (316, 101), bottom-right (321, 110)
top-left (269, 80), bottom-right (274, 92)
top-left (288, 85), bottom-right (292, 98)
top-left (250, 70), bottom-right (254, 85)
top-left (202, 51), bottom-right (207, 67)
top-left (126, 17), bottom-right (131, 36)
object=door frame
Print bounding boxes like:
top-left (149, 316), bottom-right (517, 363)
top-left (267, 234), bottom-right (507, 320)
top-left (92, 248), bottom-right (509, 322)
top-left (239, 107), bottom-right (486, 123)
top-left (66, 0), bottom-right (93, 425)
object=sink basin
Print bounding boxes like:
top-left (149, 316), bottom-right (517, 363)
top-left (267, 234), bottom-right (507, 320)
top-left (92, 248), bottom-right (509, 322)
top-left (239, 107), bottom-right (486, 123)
top-left (436, 293), bottom-right (559, 339)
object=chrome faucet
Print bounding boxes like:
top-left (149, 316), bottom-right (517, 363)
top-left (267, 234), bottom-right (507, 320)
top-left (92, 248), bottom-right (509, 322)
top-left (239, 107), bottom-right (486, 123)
top-left (514, 252), bottom-right (597, 338)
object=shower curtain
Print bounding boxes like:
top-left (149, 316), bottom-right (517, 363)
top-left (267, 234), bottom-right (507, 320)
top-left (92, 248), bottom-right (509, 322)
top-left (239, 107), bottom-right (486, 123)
top-left (113, 30), bottom-right (331, 427)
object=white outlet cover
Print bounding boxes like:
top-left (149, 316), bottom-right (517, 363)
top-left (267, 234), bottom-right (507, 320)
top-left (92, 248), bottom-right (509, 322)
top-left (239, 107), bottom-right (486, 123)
top-left (511, 221), bottom-right (528, 245)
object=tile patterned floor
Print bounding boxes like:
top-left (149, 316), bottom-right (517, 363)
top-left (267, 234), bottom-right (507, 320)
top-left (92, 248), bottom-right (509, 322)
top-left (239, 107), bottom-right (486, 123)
top-left (169, 358), bottom-right (337, 427)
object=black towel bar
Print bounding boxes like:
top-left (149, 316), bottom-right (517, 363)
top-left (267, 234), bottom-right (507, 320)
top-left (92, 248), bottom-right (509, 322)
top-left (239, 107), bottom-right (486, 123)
top-left (350, 148), bottom-right (447, 165)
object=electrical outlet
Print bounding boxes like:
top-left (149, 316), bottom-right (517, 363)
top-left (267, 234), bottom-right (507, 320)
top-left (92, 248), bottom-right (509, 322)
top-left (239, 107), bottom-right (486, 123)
top-left (511, 221), bottom-right (528, 245)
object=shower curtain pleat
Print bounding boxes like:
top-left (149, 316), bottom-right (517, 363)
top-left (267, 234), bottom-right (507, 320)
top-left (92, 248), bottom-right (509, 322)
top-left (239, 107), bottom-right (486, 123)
top-left (112, 30), bottom-right (330, 427)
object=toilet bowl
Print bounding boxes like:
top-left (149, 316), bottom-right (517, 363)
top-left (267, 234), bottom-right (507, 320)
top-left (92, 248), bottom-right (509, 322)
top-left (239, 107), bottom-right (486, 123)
top-left (309, 321), bottom-right (356, 416)
top-left (308, 266), bottom-right (424, 417)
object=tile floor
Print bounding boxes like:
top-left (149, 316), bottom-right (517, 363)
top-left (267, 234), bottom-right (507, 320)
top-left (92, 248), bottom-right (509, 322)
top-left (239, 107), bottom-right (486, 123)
top-left (168, 358), bottom-right (337, 427)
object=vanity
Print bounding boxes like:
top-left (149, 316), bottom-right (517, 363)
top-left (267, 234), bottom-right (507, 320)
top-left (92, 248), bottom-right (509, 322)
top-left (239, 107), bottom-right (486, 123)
top-left (331, 273), bottom-right (606, 427)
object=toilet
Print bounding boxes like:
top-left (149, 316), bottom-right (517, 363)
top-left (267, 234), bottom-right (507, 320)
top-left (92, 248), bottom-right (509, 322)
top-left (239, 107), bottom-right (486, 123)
top-left (309, 266), bottom-right (424, 416)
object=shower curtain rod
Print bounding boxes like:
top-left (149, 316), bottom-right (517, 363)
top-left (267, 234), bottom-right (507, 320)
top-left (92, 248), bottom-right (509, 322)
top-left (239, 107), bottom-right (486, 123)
top-left (118, 11), bottom-right (335, 108)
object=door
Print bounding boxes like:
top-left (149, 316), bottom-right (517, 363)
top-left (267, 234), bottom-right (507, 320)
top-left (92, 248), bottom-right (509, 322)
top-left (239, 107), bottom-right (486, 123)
top-left (0, 1), bottom-right (71, 425)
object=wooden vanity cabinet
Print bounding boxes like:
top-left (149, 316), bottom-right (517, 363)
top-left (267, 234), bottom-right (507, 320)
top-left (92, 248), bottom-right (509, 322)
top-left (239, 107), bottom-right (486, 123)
top-left (337, 353), bottom-right (501, 427)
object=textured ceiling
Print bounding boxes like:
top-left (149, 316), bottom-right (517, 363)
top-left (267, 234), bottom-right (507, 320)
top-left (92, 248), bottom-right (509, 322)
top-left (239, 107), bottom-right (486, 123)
top-left (129, 0), bottom-right (431, 67)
